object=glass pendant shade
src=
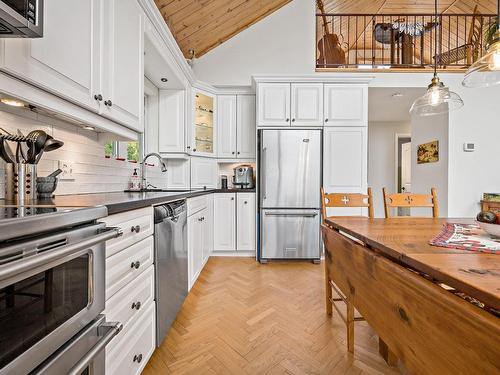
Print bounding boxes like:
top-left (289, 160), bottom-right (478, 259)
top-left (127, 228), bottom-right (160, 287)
top-left (462, 34), bottom-right (500, 88)
top-left (410, 76), bottom-right (464, 116)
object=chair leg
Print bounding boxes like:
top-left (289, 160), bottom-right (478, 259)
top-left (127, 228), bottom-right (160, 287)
top-left (324, 261), bottom-right (333, 316)
top-left (347, 298), bottom-right (354, 353)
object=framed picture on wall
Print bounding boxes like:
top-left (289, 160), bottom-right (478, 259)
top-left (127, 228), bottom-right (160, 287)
top-left (417, 140), bottom-right (439, 164)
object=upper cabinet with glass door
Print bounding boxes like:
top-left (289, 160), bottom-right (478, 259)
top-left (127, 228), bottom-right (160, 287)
top-left (191, 90), bottom-right (216, 157)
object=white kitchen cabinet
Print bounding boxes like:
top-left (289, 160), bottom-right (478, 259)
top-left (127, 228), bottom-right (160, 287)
top-left (291, 83), bottom-right (324, 127)
top-left (166, 159), bottom-right (190, 189)
top-left (191, 89), bottom-right (216, 157)
top-left (0, 0), bottom-right (101, 112)
top-left (237, 95), bottom-right (256, 158)
top-left (101, 0), bottom-right (144, 131)
top-left (190, 157), bottom-right (217, 189)
top-left (213, 193), bottom-right (236, 251)
top-left (159, 90), bottom-right (185, 153)
top-left (217, 95), bottom-right (237, 158)
top-left (257, 83), bottom-right (290, 126)
top-left (324, 85), bottom-right (367, 126)
top-left (236, 193), bottom-right (256, 251)
top-left (188, 206), bottom-right (207, 289)
top-left (217, 94), bottom-right (256, 159)
top-left (323, 127), bottom-right (368, 216)
top-left (204, 195), bottom-right (214, 262)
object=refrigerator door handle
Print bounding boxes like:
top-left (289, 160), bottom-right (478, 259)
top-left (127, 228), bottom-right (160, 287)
top-left (264, 212), bottom-right (318, 218)
top-left (262, 147), bottom-right (267, 200)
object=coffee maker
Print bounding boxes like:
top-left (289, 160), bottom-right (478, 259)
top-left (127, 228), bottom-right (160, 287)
top-left (232, 165), bottom-right (254, 189)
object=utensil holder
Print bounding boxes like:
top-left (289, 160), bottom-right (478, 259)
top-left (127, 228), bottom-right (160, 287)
top-left (5, 163), bottom-right (37, 203)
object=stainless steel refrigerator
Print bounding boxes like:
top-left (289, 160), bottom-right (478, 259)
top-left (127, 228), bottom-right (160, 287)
top-left (259, 129), bottom-right (322, 262)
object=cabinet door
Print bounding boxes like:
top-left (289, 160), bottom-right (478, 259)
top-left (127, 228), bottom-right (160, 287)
top-left (257, 83), bottom-right (290, 127)
top-left (324, 85), bottom-right (367, 126)
top-left (323, 127), bottom-right (368, 216)
top-left (190, 157), bottom-right (217, 189)
top-left (237, 193), bottom-right (256, 251)
top-left (166, 159), bottom-right (190, 189)
top-left (192, 90), bottom-right (216, 157)
top-left (101, 0), bottom-right (144, 131)
top-left (213, 193), bottom-right (236, 251)
top-left (1, 0), bottom-right (101, 112)
top-left (159, 90), bottom-right (185, 153)
top-left (202, 202), bottom-right (212, 262)
top-left (188, 214), bottom-right (203, 289)
top-left (291, 83), bottom-right (323, 127)
top-left (237, 95), bottom-right (256, 158)
top-left (217, 95), bottom-right (237, 158)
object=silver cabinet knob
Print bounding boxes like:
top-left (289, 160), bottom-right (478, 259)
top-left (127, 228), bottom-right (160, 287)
top-left (130, 261), bottom-right (140, 269)
top-left (325, 118), bottom-right (329, 122)
top-left (133, 354), bottom-right (143, 363)
top-left (131, 225), bottom-right (140, 233)
top-left (104, 99), bottom-right (113, 107)
top-left (94, 94), bottom-right (103, 101)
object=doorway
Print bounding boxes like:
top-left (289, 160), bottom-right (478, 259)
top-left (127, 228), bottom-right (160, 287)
top-left (396, 134), bottom-right (411, 216)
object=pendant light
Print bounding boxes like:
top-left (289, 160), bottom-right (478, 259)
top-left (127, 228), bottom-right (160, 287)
top-left (410, 0), bottom-right (464, 116)
top-left (462, 1), bottom-right (500, 87)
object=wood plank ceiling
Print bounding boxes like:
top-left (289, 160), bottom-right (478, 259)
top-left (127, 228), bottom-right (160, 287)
top-left (154, 0), bottom-right (291, 58)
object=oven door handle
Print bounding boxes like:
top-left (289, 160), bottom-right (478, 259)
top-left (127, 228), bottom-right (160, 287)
top-left (0, 227), bottom-right (123, 281)
top-left (67, 321), bottom-right (123, 375)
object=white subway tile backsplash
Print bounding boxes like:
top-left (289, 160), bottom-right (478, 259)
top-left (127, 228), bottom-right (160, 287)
top-left (0, 108), bottom-right (168, 197)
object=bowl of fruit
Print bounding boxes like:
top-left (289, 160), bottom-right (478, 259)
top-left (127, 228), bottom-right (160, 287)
top-left (476, 211), bottom-right (500, 237)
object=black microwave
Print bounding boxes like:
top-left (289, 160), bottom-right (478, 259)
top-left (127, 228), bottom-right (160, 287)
top-left (0, 0), bottom-right (43, 38)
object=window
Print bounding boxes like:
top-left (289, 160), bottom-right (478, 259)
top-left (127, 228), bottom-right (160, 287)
top-left (103, 140), bottom-right (141, 161)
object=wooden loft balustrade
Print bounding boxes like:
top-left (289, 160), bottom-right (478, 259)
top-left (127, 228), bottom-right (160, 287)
top-left (316, 12), bottom-right (497, 71)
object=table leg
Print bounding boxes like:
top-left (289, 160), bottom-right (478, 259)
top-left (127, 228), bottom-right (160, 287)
top-left (379, 337), bottom-right (398, 366)
top-left (324, 259), bottom-right (333, 316)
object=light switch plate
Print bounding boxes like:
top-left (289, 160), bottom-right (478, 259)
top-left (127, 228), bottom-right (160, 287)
top-left (58, 160), bottom-right (75, 180)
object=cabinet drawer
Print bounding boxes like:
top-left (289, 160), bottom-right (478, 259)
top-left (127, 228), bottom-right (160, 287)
top-left (106, 236), bottom-right (154, 299)
top-left (102, 207), bottom-right (153, 258)
top-left (105, 265), bottom-right (154, 330)
top-left (187, 195), bottom-right (207, 217)
top-left (106, 301), bottom-right (156, 375)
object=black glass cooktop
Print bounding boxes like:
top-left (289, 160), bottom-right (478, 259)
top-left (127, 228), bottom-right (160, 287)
top-left (0, 205), bottom-right (85, 219)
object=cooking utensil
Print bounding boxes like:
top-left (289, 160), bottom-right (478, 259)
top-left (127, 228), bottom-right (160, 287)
top-left (3, 139), bottom-right (14, 163)
top-left (47, 168), bottom-right (63, 178)
top-left (0, 139), bottom-right (13, 163)
top-left (16, 129), bottom-right (28, 162)
top-left (26, 130), bottom-right (48, 163)
top-left (33, 136), bottom-right (64, 164)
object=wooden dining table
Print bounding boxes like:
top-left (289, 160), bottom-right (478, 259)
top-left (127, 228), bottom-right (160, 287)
top-left (322, 217), bottom-right (500, 375)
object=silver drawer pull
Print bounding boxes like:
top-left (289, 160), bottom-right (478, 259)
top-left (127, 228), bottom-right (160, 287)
top-left (131, 225), bottom-right (141, 233)
top-left (131, 301), bottom-right (141, 310)
top-left (130, 261), bottom-right (140, 269)
top-left (133, 354), bottom-right (143, 363)
top-left (265, 212), bottom-right (318, 218)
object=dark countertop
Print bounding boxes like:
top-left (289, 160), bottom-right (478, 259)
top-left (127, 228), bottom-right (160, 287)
top-left (0, 189), bottom-right (256, 216)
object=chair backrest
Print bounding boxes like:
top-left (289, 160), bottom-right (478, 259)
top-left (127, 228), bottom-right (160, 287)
top-left (321, 187), bottom-right (374, 222)
top-left (382, 187), bottom-right (439, 218)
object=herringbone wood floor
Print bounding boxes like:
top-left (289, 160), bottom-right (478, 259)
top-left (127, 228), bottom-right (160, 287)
top-left (143, 257), bottom-right (400, 375)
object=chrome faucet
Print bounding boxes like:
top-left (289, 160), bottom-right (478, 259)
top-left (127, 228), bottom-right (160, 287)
top-left (141, 153), bottom-right (167, 188)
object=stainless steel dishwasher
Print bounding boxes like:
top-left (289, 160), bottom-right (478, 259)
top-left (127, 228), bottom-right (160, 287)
top-left (154, 200), bottom-right (188, 346)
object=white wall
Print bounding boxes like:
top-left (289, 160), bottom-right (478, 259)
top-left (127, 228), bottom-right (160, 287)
top-left (368, 121), bottom-right (411, 217)
top-left (193, 0), bottom-right (316, 86)
top-left (411, 113), bottom-right (449, 217)
top-left (0, 107), bottom-right (168, 197)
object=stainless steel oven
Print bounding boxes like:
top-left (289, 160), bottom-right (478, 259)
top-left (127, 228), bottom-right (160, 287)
top-left (0, 207), bottom-right (122, 374)
top-left (0, 0), bottom-right (43, 37)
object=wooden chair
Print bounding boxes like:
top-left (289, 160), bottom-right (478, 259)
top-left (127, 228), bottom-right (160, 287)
top-left (434, 6), bottom-right (484, 66)
top-left (321, 187), bottom-right (374, 353)
top-left (382, 187), bottom-right (439, 218)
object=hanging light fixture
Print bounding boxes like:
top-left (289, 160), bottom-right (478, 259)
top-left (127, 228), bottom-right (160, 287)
top-left (410, 0), bottom-right (464, 116)
top-left (462, 2), bottom-right (500, 87)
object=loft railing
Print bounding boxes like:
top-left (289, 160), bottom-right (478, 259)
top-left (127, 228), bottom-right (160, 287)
top-left (316, 13), bottom-right (497, 70)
